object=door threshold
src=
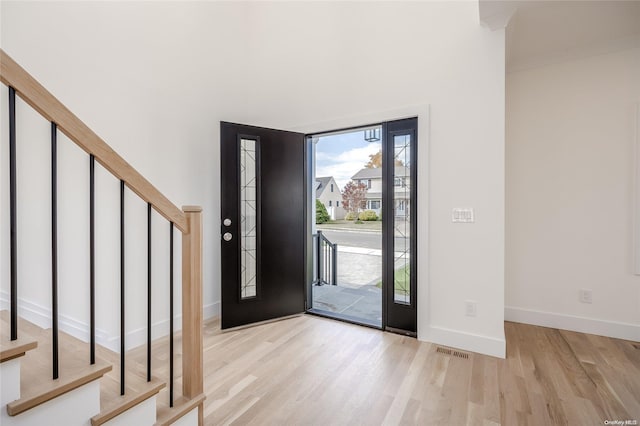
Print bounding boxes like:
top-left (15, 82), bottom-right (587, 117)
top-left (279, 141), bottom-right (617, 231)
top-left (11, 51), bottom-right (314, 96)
top-left (306, 308), bottom-right (382, 330)
top-left (220, 313), bottom-right (304, 333)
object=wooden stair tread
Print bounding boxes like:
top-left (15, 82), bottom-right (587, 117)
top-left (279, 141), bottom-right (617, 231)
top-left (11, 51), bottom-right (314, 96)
top-left (7, 361), bottom-right (112, 416)
top-left (91, 377), bottom-right (166, 425)
top-left (0, 310), bottom-right (43, 335)
top-left (0, 335), bottom-right (38, 363)
top-left (2, 311), bottom-right (190, 423)
top-left (154, 394), bottom-right (205, 426)
top-left (2, 312), bottom-right (113, 416)
top-left (0, 310), bottom-right (38, 362)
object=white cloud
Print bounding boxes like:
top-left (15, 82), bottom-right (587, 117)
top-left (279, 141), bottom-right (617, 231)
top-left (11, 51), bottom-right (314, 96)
top-left (316, 142), bottom-right (381, 189)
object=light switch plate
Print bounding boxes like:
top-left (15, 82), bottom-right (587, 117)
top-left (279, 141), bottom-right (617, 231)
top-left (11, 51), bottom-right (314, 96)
top-left (579, 289), bottom-right (593, 304)
top-left (465, 301), bottom-right (477, 317)
top-left (452, 208), bottom-right (474, 223)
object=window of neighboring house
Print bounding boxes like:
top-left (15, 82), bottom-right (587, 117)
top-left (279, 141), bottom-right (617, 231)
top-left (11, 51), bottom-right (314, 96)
top-left (368, 200), bottom-right (381, 209)
top-left (331, 184), bottom-right (334, 192)
top-left (367, 179), bottom-right (372, 189)
top-left (336, 201), bottom-right (340, 207)
top-left (329, 201), bottom-right (332, 206)
top-left (394, 177), bottom-right (404, 187)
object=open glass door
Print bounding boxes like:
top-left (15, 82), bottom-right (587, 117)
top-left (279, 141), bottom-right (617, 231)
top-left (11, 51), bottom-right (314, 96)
top-left (220, 122), bottom-right (309, 329)
top-left (306, 118), bottom-right (418, 335)
top-left (307, 126), bottom-right (384, 328)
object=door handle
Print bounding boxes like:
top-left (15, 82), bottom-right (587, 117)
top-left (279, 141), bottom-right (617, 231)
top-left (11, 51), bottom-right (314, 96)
top-left (223, 232), bottom-right (233, 241)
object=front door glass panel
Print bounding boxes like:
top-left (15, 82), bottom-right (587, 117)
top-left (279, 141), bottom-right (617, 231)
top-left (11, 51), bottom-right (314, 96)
top-left (393, 134), bottom-right (411, 304)
top-left (240, 138), bottom-right (258, 299)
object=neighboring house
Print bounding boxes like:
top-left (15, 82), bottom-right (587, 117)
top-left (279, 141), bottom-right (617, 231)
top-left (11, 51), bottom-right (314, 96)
top-left (351, 167), bottom-right (410, 219)
top-left (316, 176), bottom-right (345, 220)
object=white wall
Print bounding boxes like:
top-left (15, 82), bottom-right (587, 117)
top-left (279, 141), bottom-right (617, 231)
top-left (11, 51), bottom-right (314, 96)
top-left (1, 1), bottom-right (506, 357)
top-left (0, 1), bottom-right (251, 350)
top-left (241, 2), bottom-right (506, 357)
top-left (506, 47), bottom-right (640, 341)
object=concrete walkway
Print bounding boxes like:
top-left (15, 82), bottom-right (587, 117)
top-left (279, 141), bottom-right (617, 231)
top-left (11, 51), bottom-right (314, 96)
top-left (312, 244), bottom-right (385, 325)
top-left (312, 284), bottom-right (382, 326)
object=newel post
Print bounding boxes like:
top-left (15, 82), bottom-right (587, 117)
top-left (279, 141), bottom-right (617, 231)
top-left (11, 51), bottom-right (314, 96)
top-left (181, 206), bottom-right (204, 423)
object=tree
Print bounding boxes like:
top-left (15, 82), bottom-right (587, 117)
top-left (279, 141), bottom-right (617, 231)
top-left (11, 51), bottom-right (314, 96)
top-left (365, 149), bottom-right (404, 168)
top-left (365, 151), bottom-right (383, 168)
top-left (315, 199), bottom-right (330, 224)
top-left (341, 181), bottom-right (367, 216)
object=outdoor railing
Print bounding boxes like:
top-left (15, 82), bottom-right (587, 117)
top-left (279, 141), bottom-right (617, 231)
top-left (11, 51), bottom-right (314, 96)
top-left (313, 230), bottom-right (338, 286)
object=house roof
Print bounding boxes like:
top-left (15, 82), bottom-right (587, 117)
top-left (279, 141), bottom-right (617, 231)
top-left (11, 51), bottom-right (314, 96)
top-left (351, 166), bottom-right (409, 180)
top-left (316, 176), bottom-right (335, 197)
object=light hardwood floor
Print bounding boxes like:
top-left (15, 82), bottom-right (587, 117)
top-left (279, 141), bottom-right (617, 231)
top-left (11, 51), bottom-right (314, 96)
top-left (166, 315), bottom-right (638, 426)
top-left (7, 313), bottom-right (638, 425)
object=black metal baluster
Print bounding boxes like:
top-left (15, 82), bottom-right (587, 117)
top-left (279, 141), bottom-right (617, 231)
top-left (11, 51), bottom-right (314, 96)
top-left (147, 203), bottom-right (151, 382)
top-left (9, 87), bottom-right (17, 341)
top-left (120, 180), bottom-right (125, 395)
top-left (324, 240), bottom-right (328, 284)
top-left (317, 231), bottom-right (323, 285)
top-left (332, 243), bottom-right (338, 285)
top-left (322, 239), bottom-right (326, 284)
top-left (89, 155), bottom-right (95, 365)
top-left (324, 241), bottom-right (328, 285)
top-left (312, 234), bottom-right (316, 283)
top-left (51, 122), bottom-right (59, 380)
top-left (169, 222), bottom-right (174, 407)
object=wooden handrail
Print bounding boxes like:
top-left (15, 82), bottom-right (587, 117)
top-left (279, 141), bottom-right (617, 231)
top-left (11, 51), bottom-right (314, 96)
top-left (0, 49), bottom-right (188, 233)
top-left (1, 49), bottom-right (204, 424)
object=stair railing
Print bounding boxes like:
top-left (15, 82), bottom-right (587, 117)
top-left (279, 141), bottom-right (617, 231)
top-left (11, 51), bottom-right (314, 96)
top-left (313, 230), bottom-right (338, 286)
top-left (1, 49), bottom-right (204, 419)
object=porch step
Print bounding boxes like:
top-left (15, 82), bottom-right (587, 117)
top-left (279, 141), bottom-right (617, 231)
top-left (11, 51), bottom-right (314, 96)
top-left (155, 394), bottom-right (205, 426)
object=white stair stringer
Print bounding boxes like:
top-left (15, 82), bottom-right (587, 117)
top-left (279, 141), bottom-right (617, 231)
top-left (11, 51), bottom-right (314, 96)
top-left (1, 379), bottom-right (101, 426)
top-left (0, 358), bottom-right (21, 408)
top-left (102, 395), bottom-right (158, 426)
top-left (170, 406), bottom-right (198, 426)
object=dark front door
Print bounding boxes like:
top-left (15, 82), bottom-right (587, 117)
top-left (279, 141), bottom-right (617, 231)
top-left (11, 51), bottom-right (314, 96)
top-left (220, 122), bottom-right (307, 329)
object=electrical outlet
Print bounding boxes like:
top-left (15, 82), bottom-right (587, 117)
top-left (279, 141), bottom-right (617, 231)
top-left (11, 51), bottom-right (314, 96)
top-left (465, 301), bottom-right (477, 317)
top-left (579, 289), bottom-right (593, 304)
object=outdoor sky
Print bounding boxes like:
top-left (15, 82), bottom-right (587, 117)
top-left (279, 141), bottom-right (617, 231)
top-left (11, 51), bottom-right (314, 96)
top-left (315, 128), bottom-right (382, 190)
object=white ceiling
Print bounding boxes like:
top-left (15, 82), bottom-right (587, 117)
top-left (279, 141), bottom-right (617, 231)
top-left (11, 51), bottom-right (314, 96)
top-left (502, 0), bottom-right (640, 72)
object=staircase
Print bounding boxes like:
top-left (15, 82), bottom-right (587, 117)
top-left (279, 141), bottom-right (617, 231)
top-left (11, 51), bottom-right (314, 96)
top-left (0, 50), bottom-right (205, 425)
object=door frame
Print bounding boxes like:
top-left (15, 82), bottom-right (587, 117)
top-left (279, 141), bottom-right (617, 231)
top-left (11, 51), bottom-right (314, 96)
top-left (299, 106), bottom-right (429, 336)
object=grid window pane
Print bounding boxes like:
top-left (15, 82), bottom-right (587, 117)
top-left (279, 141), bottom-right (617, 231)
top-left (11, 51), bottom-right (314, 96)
top-left (393, 134), bottom-right (411, 304)
top-left (240, 139), bottom-right (257, 299)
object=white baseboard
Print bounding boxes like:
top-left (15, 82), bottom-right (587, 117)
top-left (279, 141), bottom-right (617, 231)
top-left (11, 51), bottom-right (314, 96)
top-left (505, 306), bottom-right (640, 342)
top-left (422, 326), bottom-right (506, 359)
top-left (0, 291), bottom-right (112, 345)
top-left (0, 291), bottom-right (220, 353)
top-left (204, 301), bottom-right (220, 320)
top-left (106, 301), bottom-right (220, 352)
